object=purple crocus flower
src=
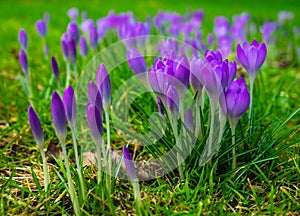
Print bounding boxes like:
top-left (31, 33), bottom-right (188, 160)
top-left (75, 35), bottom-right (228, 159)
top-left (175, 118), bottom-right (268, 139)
top-left (213, 16), bottom-right (230, 38)
top-left (86, 103), bottom-right (103, 141)
top-left (51, 56), bottom-right (60, 83)
top-left (35, 20), bottom-right (47, 37)
top-left (166, 85), bottom-right (179, 118)
top-left (122, 146), bottom-right (137, 181)
top-left (185, 109), bottom-right (194, 131)
top-left (236, 40), bottom-right (267, 81)
top-left (89, 24), bottom-right (98, 50)
top-left (19, 49), bottom-right (28, 75)
top-left (126, 48), bottom-right (147, 75)
top-left (88, 81), bottom-right (103, 112)
top-left (96, 64), bottom-right (111, 111)
top-left (18, 29), bottom-right (28, 50)
top-left (63, 86), bottom-right (76, 128)
top-left (51, 91), bottom-right (67, 140)
top-left (260, 22), bottom-right (277, 44)
top-left (67, 22), bottom-right (79, 43)
top-left (81, 19), bottom-right (94, 35)
top-left (28, 106), bottom-right (44, 147)
top-left (67, 7), bottom-right (79, 20)
top-left (278, 11), bottom-right (294, 25)
top-left (68, 38), bottom-right (77, 64)
top-left (79, 36), bottom-right (88, 57)
top-left (220, 77), bottom-right (250, 125)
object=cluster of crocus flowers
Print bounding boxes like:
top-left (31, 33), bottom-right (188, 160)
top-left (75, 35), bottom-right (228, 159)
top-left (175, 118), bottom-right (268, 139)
top-left (22, 8), bottom-right (274, 215)
top-left (86, 63), bottom-right (113, 194)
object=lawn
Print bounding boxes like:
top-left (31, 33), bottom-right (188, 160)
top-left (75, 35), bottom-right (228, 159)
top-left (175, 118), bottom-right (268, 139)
top-left (0, 0), bottom-right (299, 215)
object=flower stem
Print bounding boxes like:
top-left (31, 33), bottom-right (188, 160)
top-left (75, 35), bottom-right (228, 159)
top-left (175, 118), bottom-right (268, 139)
top-left (133, 180), bottom-right (142, 216)
top-left (71, 127), bottom-right (85, 205)
top-left (230, 122), bottom-right (237, 169)
top-left (73, 63), bottom-right (77, 80)
top-left (249, 78), bottom-right (254, 134)
top-left (66, 61), bottom-right (71, 87)
top-left (61, 140), bottom-right (80, 216)
top-left (39, 148), bottom-right (49, 194)
top-left (105, 111), bottom-right (112, 194)
top-left (208, 100), bottom-right (216, 165)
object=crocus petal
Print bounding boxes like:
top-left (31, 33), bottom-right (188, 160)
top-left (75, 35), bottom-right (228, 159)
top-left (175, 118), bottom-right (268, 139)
top-left (28, 106), bottom-right (44, 147)
top-left (236, 44), bottom-right (249, 70)
top-left (247, 45), bottom-right (258, 76)
top-left (35, 20), bottom-right (47, 37)
top-left (63, 86), bottom-right (76, 128)
top-left (166, 85), bottom-right (179, 118)
top-left (96, 63), bottom-right (111, 111)
top-left (51, 56), bottom-right (59, 82)
top-left (79, 36), bottom-right (88, 57)
top-left (255, 43), bottom-right (267, 71)
top-left (185, 109), bottom-right (194, 130)
top-left (18, 29), bottom-right (28, 50)
top-left (19, 49), bottom-right (28, 75)
top-left (51, 91), bottom-right (67, 140)
top-left (86, 103), bottom-right (103, 142)
top-left (122, 146), bottom-right (137, 181)
top-left (126, 48), bottom-right (147, 75)
top-left (88, 81), bottom-right (103, 112)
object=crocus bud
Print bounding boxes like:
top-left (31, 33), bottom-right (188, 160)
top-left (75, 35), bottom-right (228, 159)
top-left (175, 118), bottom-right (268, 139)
top-left (79, 36), bottom-right (88, 57)
top-left (63, 86), bottom-right (76, 128)
top-left (35, 20), bottom-right (47, 37)
top-left (185, 109), bottom-right (194, 131)
top-left (28, 106), bottom-right (44, 148)
top-left (67, 7), bottom-right (79, 20)
top-left (61, 33), bottom-right (69, 60)
top-left (51, 56), bottom-right (60, 83)
top-left (86, 103), bottom-right (103, 142)
top-left (68, 38), bottom-right (77, 64)
top-left (220, 77), bottom-right (250, 125)
top-left (51, 91), bottom-right (67, 141)
top-left (67, 22), bottom-right (79, 43)
top-left (96, 63), bottom-right (111, 111)
top-left (126, 48), bottom-right (147, 75)
top-left (19, 49), bottom-right (28, 75)
top-left (166, 85), bottom-right (179, 118)
top-left (236, 40), bottom-right (267, 81)
top-left (122, 146), bottom-right (137, 181)
top-left (18, 29), bottom-right (28, 50)
top-left (89, 24), bottom-right (98, 50)
top-left (88, 81), bottom-right (103, 112)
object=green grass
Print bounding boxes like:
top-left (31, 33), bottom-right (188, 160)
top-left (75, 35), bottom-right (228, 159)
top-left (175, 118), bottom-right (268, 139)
top-left (1, 0), bottom-right (300, 215)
